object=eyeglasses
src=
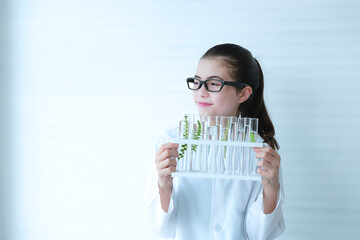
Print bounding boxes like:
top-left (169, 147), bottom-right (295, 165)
top-left (186, 77), bottom-right (249, 92)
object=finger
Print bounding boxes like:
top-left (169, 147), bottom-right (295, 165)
top-left (256, 159), bottom-right (273, 171)
top-left (155, 147), bottom-right (179, 163)
top-left (257, 167), bottom-right (277, 180)
top-left (157, 143), bottom-right (179, 155)
top-left (158, 165), bottom-right (177, 178)
top-left (255, 152), bottom-right (276, 165)
top-left (253, 147), bottom-right (278, 159)
top-left (254, 151), bottom-right (280, 168)
top-left (156, 149), bottom-right (179, 163)
top-left (157, 158), bottom-right (177, 170)
top-left (254, 148), bottom-right (273, 159)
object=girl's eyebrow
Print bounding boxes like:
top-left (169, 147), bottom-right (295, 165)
top-left (194, 75), bottom-right (224, 80)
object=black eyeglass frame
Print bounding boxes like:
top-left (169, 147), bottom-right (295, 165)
top-left (186, 77), bottom-right (249, 92)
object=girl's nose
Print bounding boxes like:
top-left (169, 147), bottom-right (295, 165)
top-left (198, 83), bottom-right (209, 97)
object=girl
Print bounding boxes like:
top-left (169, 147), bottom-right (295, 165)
top-left (146, 43), bottom-right (285, 239)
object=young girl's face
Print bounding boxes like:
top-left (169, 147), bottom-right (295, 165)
top-left (193, 57), bottom-right (242, 117)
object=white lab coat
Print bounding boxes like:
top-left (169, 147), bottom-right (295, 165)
top-left (145, 127), bottom-right (285, 240)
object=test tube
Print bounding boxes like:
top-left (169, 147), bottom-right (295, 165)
top-left (233, 117), bottom-right (244, 175)
top-left (216, 116), bottom-right (229, 174)
top-left (184, 114), bottom-right (197, 172)
top-left (229, 120), bottom-right (238, 174)
top-left (219, 116), bottom-right (238, 174)
top-left (243, 117), bottom-right (251, 175)
top-left (200, 115), bottom-right (208, 172)
top-left (206, 116), bottom-right (220, 174)
top-left (249, 118), bottom-right (259, 175)
top-left (178, 120), bottom-right (188, 172)
top-left (229, 117), bottom-right (238, 174)
top-left (191, 114), bottom-right (203, 172)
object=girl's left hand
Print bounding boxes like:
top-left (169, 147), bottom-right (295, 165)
top-left (253, 147), bottom-right (281, 192)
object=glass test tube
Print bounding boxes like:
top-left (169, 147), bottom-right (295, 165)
top-left (191, 114), bottom-right (202, 172)
top-left (249, 118), bottom-right (259, 175)
top-left (217, 116), bottom-right (227, 174)
top-left (233, 117), bottom-right (242, 175)
top-left (206, 116), bottom-right (219, 174)
top-left (218, 116), bottom-right (238, 174)
top-left (184, 114), bottom-right (196, 172)
top-left (200, 115), bottom-right (208, 172)
top-left (178, 120), bottom-right (188, 172)
top-left (229, 121), bottom-right (238, 174)
top-left (243, 117), bottom-right (251, 175)
top-left (230, 117), bottom-right (238, 174)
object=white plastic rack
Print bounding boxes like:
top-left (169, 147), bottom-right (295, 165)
top-left (171, 139), bottom-right (263, 182)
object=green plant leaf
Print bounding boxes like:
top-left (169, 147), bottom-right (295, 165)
top-left (250, 132), bottom-right (256, 142)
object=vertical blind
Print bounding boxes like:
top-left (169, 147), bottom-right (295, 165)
top-left (6, 0), bottom-right (360, 239)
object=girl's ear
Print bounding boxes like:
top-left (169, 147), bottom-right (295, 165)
top-left (238, 86), bottom-right (252, 104)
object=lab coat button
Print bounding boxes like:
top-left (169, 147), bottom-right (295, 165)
top-left (215, 223), bottom-right (222, 232)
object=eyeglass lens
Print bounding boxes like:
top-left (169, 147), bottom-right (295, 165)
top-left (188, 78), bottom-right (223, 92)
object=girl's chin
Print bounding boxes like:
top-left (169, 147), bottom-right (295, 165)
top-left (197, 109), bottom-right (216, 116)
top-left (197, 109), bottom-right (238, 117)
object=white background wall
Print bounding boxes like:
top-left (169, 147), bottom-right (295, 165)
top-left (1, 0), bottom-right (13, 238)
top-left (2, 0), bottom-right (360, 239)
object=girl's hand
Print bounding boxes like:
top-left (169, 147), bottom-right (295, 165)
top-left (155, 143), bottom-right (179, 192)
top-left (253, 147), bottom-right (281, 192)
top-left (253, 147), bottom-right (281, 214)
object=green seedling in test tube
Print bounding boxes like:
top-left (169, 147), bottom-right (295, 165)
top-left (192, 120), bottom-right (202, 151)
top-left (178, 115), bottom-right (189, 160)
top-left (178, 116), bottom-right (202, 160)
top-left (250, 132), bottom-right (256, 143)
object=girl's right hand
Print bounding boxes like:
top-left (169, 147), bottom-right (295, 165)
top-left (155, 143), bottom-right (179, 191)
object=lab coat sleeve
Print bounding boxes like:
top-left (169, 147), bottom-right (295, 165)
top-left (145, 130), bottom-right (178, 238)
top-left (245, 167), bottom-right (285, 240)
top-left (145, 181), bottom-right (177, 238)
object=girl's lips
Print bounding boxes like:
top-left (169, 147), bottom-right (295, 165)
top-left (198, 102), bottom-right (212, 107)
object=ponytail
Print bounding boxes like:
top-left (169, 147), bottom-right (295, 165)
top-left (239, 59), bottom-right (279, 150)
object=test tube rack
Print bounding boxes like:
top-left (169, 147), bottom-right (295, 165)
top-left (171, 139), bottom-right (263, 181)
top-left (171, 114), bottom-right (262, 181)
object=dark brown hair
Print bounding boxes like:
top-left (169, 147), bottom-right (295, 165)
top-left (202, 43), bottom-right (279, 150)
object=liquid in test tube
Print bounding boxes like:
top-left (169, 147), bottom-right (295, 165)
top-left (191, 115), bottom-right (203, 172)
top-left (250, 118), bottom-right (259, 175)
top-left (207, 116), bottom-right (219, 174)
top-left (234, 117), bottom-right (245, 175)
top-left (243, 117), bottom-right (251, 175)
top-left (178, 120), bottom-right (188, 172)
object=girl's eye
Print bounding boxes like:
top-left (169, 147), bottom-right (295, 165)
top-left (209, 81), bottom-right (221, 86)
